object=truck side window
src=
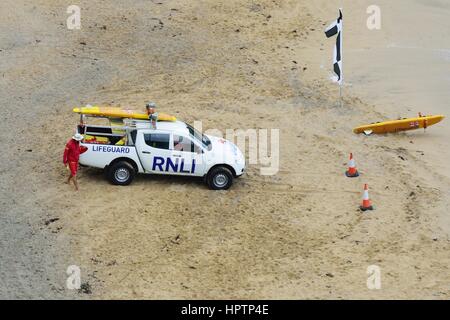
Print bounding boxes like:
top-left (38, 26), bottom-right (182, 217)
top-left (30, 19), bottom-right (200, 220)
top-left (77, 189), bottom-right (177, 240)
top-left (173, 135), bottom-right (202, 153)
top-left (144, 133), bottom-right (170, 150)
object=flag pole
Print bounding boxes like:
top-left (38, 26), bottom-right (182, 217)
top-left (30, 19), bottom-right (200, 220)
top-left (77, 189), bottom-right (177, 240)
top-left (325, 7), bottom-right (344, 107)
top-left (340, 7), bottom-right (343, 107)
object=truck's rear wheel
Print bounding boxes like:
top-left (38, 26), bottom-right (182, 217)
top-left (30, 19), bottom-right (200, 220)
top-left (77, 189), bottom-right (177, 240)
top-left (107, 161), bottom-right (135, 186)
top-left (206, 166), bottom-right (233, 190)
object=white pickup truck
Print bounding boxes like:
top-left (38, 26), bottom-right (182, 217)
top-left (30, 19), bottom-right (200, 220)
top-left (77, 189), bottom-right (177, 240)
top-left (78, 120), bottom-right (245, 190)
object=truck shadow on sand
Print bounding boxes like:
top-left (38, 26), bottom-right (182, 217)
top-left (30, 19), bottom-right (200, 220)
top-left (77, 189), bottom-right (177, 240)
top-left (80, 166), bottom-right (210, 189)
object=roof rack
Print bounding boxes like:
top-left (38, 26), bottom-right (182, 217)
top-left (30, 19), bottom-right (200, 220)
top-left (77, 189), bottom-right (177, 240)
top-left (123, 118), bottom-right (156, 129)
top-left (82, 124), bottom-right (132, 137)
top-left (80, 114), bottom-right (157, 131)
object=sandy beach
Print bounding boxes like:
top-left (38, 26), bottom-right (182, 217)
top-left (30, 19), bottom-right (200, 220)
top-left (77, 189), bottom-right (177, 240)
top-left (0, 0), bottom-right (448, 299)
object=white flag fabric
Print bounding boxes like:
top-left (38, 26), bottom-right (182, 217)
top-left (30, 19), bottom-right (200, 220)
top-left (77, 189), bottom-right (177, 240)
top-left (325, 9), bottom-right (343, 85)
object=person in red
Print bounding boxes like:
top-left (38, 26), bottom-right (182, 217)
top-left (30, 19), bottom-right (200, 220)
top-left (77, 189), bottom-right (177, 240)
top-left (63, 133), bottom-right (87, 191)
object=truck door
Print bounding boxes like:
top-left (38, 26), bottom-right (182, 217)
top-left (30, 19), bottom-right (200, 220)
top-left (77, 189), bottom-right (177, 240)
top-left (136, 131), bottom-right (174, 174)
top-left (172, 134), bottom-right (206, 177)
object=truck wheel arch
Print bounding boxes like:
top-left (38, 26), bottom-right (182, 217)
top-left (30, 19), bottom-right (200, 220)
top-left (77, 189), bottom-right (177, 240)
top-left (107, 157), bottom-right (138, 173)
top-left (207, 164), bottom-right (237, 178)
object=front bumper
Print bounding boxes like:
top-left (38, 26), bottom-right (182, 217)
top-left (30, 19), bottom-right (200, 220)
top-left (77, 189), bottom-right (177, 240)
top-left (234, 160), bottom-right (246, 177)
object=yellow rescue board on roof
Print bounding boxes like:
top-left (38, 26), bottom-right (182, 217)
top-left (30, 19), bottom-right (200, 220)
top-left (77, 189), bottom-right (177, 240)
top-left (353, 115), bottom-right (445, 134)
top-left (72, 106), bottom-right (176, 122)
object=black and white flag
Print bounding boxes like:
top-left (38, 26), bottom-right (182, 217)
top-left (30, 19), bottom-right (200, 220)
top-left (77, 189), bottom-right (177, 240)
top-left (325, 9), bottom-right (343, 85)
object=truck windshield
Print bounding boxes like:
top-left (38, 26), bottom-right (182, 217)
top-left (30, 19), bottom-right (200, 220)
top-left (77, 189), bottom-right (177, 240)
top-left (186, 123), bottom-right (212, 151)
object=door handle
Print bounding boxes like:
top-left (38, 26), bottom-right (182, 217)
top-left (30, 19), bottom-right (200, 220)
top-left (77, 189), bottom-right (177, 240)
top-left (142, 151), bottom-right (151, 154)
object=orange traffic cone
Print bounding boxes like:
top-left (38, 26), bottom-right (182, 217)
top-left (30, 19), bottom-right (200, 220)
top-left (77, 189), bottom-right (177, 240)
top-left (360, 184), bottom-right (374, 211)
top-left (345, 153), bottom-right (359, 178)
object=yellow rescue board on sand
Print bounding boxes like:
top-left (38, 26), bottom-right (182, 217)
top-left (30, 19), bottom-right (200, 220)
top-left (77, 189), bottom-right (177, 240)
top-left (353, 115), bottom-right (445, 135)
top-left (73, 106), bottom-right (177, 122)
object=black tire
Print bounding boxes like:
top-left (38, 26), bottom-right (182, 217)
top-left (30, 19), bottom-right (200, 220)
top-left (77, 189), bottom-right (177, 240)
top-left (206, 166), bottom-right (233, 190)
top-left (107, 161), bottom-right (135, 186)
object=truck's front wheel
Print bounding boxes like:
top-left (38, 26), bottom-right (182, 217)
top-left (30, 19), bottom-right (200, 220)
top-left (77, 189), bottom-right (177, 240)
top-left (107, 161), bottom-right (135, 186)
top-left (206, 166), bottom-right (233, 190)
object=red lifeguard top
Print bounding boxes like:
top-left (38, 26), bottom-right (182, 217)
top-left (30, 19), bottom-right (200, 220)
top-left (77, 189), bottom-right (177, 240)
top-left (63, 139), bottom-right (87, 164)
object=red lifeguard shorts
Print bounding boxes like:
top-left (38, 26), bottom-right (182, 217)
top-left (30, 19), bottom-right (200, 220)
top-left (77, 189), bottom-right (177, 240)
top-left (69, 161), bottom-right (78, 176)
